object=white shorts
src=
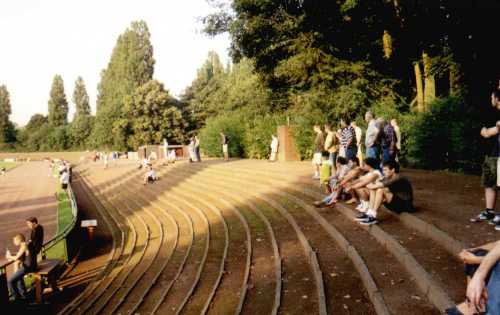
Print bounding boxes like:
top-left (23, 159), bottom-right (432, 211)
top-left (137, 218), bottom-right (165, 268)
top-left (312, 152), bottom-right (322, 165)
top-left (222, 144), bottom-right (228, 154)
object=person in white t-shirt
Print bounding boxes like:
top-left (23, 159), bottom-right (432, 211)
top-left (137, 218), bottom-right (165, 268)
top-left (344, 157), bottom-right (383, 215)
top-left (269, 134), bottom-right (279, 162)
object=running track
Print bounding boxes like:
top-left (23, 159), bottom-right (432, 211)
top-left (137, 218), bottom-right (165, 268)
top-left (0, 162), bottom-right (58, 265)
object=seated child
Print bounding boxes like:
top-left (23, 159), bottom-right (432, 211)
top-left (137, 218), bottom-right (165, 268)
top-left (143, 166), bottom-right (157, 185)
top-left (314, 156), bottom-right (351, 207)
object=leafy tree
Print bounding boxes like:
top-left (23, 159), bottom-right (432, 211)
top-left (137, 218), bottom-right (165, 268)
top-left (48, 75), bottom-right (68, 127)
top-left (92, 20), bottom-right (155, 149)
top-left (17, 114), bottom-right (49, 151)
top-left (181, 51), bottom-right (226, 131)
top-left (73, 76), bottom-right (91, 117)
top-left (69, 115), bottom-right (94, 149)
top-left (119, 80), bottom-right (187, 150)
top-left (0, 85), bottom-right (16, 145)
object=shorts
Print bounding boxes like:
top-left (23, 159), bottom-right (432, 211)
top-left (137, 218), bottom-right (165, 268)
top-left (147, 176), bottom-right (155, 183)
top-left (222, 144), bottom-right (228, 154)
top-left (312, 152), bottom-right (322, 165)
top-left (384, 195), bottom-right (414, 214)
top-left (61, 183), bottom-right (68, 190)
top-left (481, 156), bottom-right (498, 188)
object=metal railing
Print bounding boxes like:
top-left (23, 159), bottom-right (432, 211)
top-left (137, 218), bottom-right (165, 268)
top-left (0, 183), bottom-right (78, 303)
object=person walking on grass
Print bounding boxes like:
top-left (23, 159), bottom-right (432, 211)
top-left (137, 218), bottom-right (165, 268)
top-left (312, 124), bottom-right (325, 179)
top-left (269, 134), bottom-right (279, 162)
top-left (471, 90), bottom-right (500, 228)
top-left (220, 132), bottom-right (230, 161)
top-left (5, 234), bottom-right (34, 301)
top-left (26, 217), bottom-right (44, 271)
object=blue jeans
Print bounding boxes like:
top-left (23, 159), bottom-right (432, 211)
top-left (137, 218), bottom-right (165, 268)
top-left (366, 145), bottom-right (379, 159)
top-left (8, 266), bottom-right (27, 300)
top-left (382, 147), bottom-right (395, 163)
top-left (346, 146), bottom-right (357, 160)
top-left (487, 262), bottom-right (500, 314)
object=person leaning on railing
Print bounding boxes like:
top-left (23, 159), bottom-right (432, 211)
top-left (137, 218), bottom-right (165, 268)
top-left (5, 234), bottom-right (35, 301)
top-left (26, 217), bottom-right (44, 270)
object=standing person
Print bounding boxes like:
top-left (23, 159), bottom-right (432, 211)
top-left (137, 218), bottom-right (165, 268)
top-left (188, 137), bottom-right (197, 163)
top-left (269, 134), bottom-right (279, 162)
top-left (471, 90), bottom-right (500, 225)
top-left (60, 169), bottom-right (70, 190)
top-left (365, 111), bottom-right (380, 160)
top-left (391, 119), bottom-right (402, 161)
top-left (194, 135), bottom-right (202, 162)
top-left (163, 138), bottom-right (169, 164)
top-left (220, 132), bottom-right (230, 161)
top-left (380, 118), bottom-right (397, 163)
top-left (26, 217), bottom-right (44, 271)
top-left (103, 152), bottom-right (109, 169)
top-left (324, 124), bottom-right (339, 173)
top-left (312, 124), bottom-right (325, 179)
top-left (351, 121), bottom-right (363, 166)
top-left (5, 234), bottom-right (34, 301)
top-left (340, 119), bottom-right (357, 160)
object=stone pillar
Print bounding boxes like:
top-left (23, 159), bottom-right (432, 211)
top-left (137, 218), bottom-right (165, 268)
top-left (277, 125), bottom-right (301, 161)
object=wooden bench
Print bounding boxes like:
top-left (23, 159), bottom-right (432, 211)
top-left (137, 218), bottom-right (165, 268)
top-left (30, 259), bottom-right (62, 303)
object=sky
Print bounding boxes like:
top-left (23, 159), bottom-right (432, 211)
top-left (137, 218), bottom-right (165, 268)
top-left (0, 0), bottom-right (230, 126)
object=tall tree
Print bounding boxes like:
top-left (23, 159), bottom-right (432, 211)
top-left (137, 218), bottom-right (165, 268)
top-left (48, 75), bottom-right (68, 127)
top-left (118, 80), bottom-right (186, 150)
top-left (92, 20), bottom-right (155, 149)
top-left (0, 85), bottom-right (15, 144)
top-left (181, 51), bottom-right (226, 131)
top-left (73, 76), bottom-right (91, 118)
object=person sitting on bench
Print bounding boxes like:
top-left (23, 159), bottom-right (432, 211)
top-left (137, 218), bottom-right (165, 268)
top-left (5, 234), bottom-right (35, 301)
top-left (143, 166), bottom-right (157, 185)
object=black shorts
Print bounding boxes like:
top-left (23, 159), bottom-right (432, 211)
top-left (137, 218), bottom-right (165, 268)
top-left (384, 195), bottom-right (414, 214)
top-left (61, 183), bottom-right (68, 190)
top-left (147, 176), bottom-right (155, 183)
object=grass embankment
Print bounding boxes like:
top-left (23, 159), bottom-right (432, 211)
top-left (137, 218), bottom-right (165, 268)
top-left (44, 188), bottom-right (74, 260)
top-left (0, 152), bottom-right (86, 164)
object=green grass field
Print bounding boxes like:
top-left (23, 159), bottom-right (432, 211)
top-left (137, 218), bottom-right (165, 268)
top-left (0, 161), bottom-right (17, 172)
top-left (0, 151), bottom-right (86, 164)
top-left (44, 189), bottom-right (74, 260)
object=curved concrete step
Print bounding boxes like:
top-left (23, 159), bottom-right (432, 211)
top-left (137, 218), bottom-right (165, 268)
top-left (197, 163), bottom-right (453, 311)
top-left (57, 172), bottom-right (126, 315)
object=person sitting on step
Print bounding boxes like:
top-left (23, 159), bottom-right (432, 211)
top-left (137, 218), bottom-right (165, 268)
top-left (314, 156), bottom-right (349, 207)
top-left (335, 157), bottom-right (363, 202)
top-left (356, 160), bottom-right (414, 226)
top-left (446, 240), bottom-right (500, 315)
top-left (143, 166), bottom-right (157, 185)
top-left (5, 234), bottom-right (35, 301)
top-left (344, 157), bottom-right (383, 214)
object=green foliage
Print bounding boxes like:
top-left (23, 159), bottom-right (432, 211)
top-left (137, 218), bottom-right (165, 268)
top-left (199, 114), bottom-right (246, 158)
top-left (48, 75), bottom-right (68, 127)
top-left (73, 76), bottom-right (91, 117)
top-left (0, 85), bottom-right (16, 145)
top-left (42, 126), bottom-right (69, 151)
top-left (69, 114), bottom-right (94, 149)
top-left (404, 96), bottom-right (483, 172)
top-left (119, 80), bottom-right (187, 150)
top-left (243, 113), bottom-right (286, 159)
top-left (92, 20), bottom-right (155, 149)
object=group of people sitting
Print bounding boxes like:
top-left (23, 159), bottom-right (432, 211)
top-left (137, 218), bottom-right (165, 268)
top-left (314, 155), bottom-right (414, 225)
top-left (4, 217), bottom-right (44, 302)
top-left (312, 110), bottom-right (412, 225)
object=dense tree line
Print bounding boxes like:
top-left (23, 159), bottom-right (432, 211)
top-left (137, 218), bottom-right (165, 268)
top-left (0, 2), bottom-right (498, 173)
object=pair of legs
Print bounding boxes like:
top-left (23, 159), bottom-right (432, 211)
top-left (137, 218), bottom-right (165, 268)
top-left (367, 188), bottom-right (393, 218)
top-left (328, 152), bottom-right (337, 174)
top-left (8, 267), bottom-right (27, 300)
